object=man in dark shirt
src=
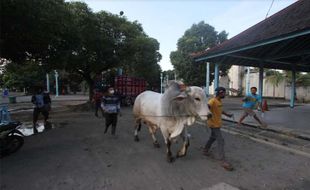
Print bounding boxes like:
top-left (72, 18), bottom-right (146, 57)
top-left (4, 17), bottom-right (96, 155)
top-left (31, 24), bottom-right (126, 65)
top-left (31, 87), bottom-right (51, 134)
top-left (102, 87), bottom-right (121, 135)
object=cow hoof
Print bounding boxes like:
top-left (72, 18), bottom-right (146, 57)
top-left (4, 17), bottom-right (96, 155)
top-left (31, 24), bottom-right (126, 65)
top-left (176, 152), bottom-right (186, 158)
top-left (153, 141), bottom-right (160, 148)
top-left (134, 136), bottom-right (139, 142)
top-left (166, 156), bottom-right (175, 163)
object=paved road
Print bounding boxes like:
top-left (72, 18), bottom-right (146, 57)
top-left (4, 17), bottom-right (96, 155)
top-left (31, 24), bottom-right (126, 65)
top-left (1, 107), bottom-right (310, 190)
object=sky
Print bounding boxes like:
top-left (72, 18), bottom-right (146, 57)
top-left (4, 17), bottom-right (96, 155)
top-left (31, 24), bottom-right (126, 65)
top-left (75, 0), bottom-right (296, 71)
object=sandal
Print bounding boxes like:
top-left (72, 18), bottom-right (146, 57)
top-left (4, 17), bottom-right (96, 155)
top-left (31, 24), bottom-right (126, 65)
top-left (202, 148), bottom-right (210, 156)
top-left (221, 161), bottom-right (234, 171)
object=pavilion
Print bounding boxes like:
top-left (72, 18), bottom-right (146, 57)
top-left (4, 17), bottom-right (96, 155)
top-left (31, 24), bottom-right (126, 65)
top-left (192, 0), bottom-right (310, 107)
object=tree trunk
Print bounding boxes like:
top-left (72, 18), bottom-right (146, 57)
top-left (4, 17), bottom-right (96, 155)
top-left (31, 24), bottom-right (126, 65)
top-left (273, 85), bottom-right (275, 97)
top-left (87, 80), bottom-right (94, 102)
top-left (76, 70), bottom-right (94, 102)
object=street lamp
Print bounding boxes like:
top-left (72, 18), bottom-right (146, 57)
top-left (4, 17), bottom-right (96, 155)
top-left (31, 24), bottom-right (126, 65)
top-left (54, 70), bottom-right (59, 97)
top-left (46, 73), bottom-right (50, 93)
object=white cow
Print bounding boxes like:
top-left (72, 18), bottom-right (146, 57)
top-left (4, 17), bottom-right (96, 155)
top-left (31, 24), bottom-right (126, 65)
top-left (133, 81), bottom-right (211, 162)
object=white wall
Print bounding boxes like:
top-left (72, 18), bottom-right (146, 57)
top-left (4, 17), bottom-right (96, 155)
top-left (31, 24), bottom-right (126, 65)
top-left (228, 65), bottom-right (242, 90)
top-left (208, 66), bottom-right (309, 101)
top-left (240, 71), bottom-right (286, 97)
top-left (285, 86), bottom-right (310, 102)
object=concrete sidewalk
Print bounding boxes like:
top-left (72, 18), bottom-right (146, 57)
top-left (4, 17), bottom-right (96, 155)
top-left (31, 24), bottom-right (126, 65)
top-left (2, 94), bottom-right (309, 141)
top-left (223, 103), bottom-right (310, 141)
top-left (1, 94), bottom-right (89, 112)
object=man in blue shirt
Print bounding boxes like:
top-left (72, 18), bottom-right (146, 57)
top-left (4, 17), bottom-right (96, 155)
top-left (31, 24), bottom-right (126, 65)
top-left (237, 87), bottom-right (267, 128)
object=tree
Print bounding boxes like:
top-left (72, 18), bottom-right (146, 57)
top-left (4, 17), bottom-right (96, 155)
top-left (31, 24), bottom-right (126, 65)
top-left (1, 1), bottom-right (162, 99)
top-left (1, 60), bottom-right (46, 92)
top-left (1, 0), bottom-right (69, 66)
top-left (170, 21), bottom-right (230, 86)
top-left (121, 36), bottom-right (162, 88)
top-left (285, 71), bottom-right (310, 86)
top-left (296, 73), bottom-right (310, 86)
top-left (162, 70), bottom-right (176, 81)
top-left (265, 69), bottom-right (285, 97)
top-left (62, 3), bottom-right (161, 100)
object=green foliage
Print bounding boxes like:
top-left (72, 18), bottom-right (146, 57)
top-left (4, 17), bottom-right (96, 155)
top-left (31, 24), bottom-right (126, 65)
top-left (265, 70), bottom-right (285, 87)
top-left (1, 0), bottom-right (69, 66)
top-left (285, 71), bottom-right (310, 86)
top-left (297, 73), bottom-right (310, 86)
top-left (170, 21), bottom-right (230, 86)
top-left (1, 0), bottom-right (162, 96)
top-left (1, 61), bottom-right (45, 90)
top-left (121, 36), bottom-right (162, 87)
top-left (162, 70), bottom-right (176, 81)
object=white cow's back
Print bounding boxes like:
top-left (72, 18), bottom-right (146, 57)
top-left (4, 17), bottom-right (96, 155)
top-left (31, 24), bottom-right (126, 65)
top-left (133, 91), bottom-right (162, 126)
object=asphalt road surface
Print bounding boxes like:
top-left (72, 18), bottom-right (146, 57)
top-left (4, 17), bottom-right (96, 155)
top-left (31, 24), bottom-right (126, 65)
top-left (1, 106), bottom-right (310, 190)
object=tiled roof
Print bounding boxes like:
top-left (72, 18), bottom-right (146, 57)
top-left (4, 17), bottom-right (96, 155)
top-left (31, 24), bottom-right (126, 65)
top-left (193, 0), bottom-right (310, 59)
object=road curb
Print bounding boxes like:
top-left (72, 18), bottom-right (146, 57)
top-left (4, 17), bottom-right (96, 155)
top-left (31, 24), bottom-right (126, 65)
top-left (196, 121), bottom-right (310, 159)
top-left (222, 118), bottom-right (310, 141)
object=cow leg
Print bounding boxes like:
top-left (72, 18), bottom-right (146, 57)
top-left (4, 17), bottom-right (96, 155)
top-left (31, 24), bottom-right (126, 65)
top-left (161, 128), bottom-right (175, 163)
top-left (148, 125), bottom-right (160, 148)
top-left (166, 137), bottom-right (175, 163)
top-left (177, 127), bottom-right (190, 158)
top-left (134, 119), bottom-right (141, 142)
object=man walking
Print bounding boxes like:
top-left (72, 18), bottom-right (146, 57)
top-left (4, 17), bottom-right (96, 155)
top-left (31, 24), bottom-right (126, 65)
top-left (31, 87), bottom-right (51, 134)
top-left (102, 87), bottom-right (121, 136)
top-left (92, 88), bottom-right (104, 117)
top-left (203, 87), bottom-right (234, 171)
top-left (238, 87), bottom-right (267, 128)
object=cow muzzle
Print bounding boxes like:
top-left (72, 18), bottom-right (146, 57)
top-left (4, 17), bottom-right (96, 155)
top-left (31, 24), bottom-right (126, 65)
top-left (199, 112), bottom-right (212, 121)
top-left (207, 113), bottom-right (212, 119)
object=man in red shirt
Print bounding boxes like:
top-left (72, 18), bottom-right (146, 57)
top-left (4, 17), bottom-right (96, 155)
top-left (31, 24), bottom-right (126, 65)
top-left (92, 88), bottom-right (104, 117)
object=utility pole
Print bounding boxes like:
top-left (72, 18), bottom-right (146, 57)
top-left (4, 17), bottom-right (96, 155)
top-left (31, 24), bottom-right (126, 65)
top-left (160, 73), bottom-right (163, 94)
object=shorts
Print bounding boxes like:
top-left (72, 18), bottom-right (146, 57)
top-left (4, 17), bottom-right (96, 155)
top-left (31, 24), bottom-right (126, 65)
top-left (33, 107), bottom-right (49, 122)
top-left (242, 108), bottom-right (256, 117)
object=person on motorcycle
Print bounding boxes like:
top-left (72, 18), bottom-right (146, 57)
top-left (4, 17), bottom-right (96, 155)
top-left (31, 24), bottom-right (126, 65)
top-left (31, 86), bottom-right (51, 134)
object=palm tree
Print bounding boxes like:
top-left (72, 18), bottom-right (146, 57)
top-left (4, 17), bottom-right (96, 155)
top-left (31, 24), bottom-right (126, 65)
top-left (285, 71), bottom-right (310, 86)
top-left (265, 69), bottom-right (285, 97)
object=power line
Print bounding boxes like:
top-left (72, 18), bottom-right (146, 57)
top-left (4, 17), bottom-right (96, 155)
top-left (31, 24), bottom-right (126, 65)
top-left (265, 0), bottom-right (275, 19)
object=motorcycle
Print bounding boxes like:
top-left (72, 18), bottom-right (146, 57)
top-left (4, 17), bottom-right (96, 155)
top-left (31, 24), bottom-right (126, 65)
top-left (0, 121), bottom-right (24, 158)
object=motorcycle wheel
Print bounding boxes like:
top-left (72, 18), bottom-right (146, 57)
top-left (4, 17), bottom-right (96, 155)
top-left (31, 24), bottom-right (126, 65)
top-left (1, 135), bottom-right (24, 157)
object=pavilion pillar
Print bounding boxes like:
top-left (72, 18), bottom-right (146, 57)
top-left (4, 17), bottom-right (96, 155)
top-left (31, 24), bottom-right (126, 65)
top-left (245, 67), bottom-right (250, 94)
top-left (258, 65), bottom-right (264, 99)
top-left (214, 63), bottom-right (219, 92)
top-left (205, 62), bottom-right (210, 97)
top-left (290, 67), bottom-right (296, 108)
